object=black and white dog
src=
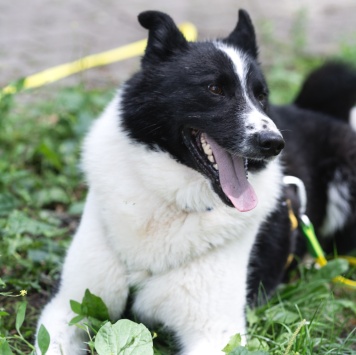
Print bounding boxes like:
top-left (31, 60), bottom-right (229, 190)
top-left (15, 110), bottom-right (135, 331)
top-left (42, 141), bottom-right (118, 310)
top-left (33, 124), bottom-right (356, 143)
top-left (36, 10), bottom-right (356, 354)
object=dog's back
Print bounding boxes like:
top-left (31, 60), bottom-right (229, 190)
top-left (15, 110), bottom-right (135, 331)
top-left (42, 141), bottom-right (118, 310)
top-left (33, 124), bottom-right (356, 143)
top-left (295, 61), bottom-right (356, 125)
top-left (278, 62), bottom-right (356, 255)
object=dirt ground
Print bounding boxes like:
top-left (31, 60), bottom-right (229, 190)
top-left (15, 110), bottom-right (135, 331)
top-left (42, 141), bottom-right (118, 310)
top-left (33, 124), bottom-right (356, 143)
top-left (1, 0), bottom-right (355, 88)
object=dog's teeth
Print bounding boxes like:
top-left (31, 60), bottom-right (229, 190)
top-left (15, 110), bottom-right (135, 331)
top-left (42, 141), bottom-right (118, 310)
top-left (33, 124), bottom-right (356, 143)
top-left (208, 155), bottom-right (215, 163)
top-left (200, 135), bottom-right (216, 166)
top-left (213, 164), bottom-right (218, 170)
top-left (203, 144), bottom-right (212, 155)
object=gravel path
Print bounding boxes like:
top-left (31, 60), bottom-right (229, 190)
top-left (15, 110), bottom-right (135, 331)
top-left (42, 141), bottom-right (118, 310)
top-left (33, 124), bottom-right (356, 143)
top-left (1, 0), bottom-right (355, 88)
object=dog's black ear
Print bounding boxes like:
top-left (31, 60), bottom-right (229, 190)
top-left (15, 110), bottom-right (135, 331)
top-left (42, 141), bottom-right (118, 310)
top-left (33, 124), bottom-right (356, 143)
top-left (138, 11), bottom-right (188, 65)
top-left (224, 9), bottom-right (258, 58)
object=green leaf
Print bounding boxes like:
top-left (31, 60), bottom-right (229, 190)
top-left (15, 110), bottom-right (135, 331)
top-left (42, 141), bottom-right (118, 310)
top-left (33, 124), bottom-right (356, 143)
top-left (247, 338), bottom-right (269, 352)
top-left (0, 193), bottom-right (19, 216)
top-left (222, 333), bottom-right (271, 355)
top-left (34, 187), bottom-right (70, 206)
top-left (68, 201), bottom-right (85, 215)
top-left (87, 316), bottom-right (105, 332)
top-left (335, 299), bottom-right (356, 314)
top-left (37, 142), bottom-right (63, 170)
top-left (0, 278), bottom-right (5, 287)
top-left (37, 324), bottom-right (51, 355)
top-left (313, 259), bottom-right (349, 281)
top-left (265, 307), bottom-right (299, 325)
top-left (0, 339), bottom-right (14, 355)
top-left (70, 300), bottom-right (82, 315)
top-left (246, 307), bottom-right (259, 326)
top-left (222, 334), bottom-right (242, 353)
top-left (69, 314), bottom-right (85, 326)
top-left (81, 289), bottom-right (109, 321)
top-left (95, 319), bottom-right (153, 355)
top-left (229, 348), bottom-right (270, 355)
top-left (15, 302), bottom-right (27, 334)
top-left (5, 210), bottom-right (64, 237)
top-left (228, 347), bottom-right (249, 355)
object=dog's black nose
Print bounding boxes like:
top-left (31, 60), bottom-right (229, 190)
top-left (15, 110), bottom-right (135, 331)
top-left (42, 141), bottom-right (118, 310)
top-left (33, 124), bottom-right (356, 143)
top-left (258, 131), bottom-right (285, 156)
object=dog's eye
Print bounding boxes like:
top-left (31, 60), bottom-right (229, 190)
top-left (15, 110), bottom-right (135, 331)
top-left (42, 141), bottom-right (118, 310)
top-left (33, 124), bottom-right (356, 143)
top-left (208, 84), bottom-right (224, 96)
top-left (257, 93), bottom-right (267, 103)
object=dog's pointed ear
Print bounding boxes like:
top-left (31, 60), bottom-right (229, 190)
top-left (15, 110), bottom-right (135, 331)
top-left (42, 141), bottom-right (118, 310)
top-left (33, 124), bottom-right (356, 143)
top-left (138, 11), bottom-right (188, 65)
top-left (225, 9), bottom-right (258, 58)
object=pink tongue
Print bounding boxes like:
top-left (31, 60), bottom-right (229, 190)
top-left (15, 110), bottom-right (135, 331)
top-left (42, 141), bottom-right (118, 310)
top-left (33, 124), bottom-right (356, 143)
top-left (206, 135), bottom-right (258, 212)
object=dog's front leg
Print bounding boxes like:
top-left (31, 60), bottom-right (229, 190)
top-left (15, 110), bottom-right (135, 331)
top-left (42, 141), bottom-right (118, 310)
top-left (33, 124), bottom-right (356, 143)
top-left (35, 191), bottom-right (129, 355)
top-left (133, 240), bottom-right (250, 355)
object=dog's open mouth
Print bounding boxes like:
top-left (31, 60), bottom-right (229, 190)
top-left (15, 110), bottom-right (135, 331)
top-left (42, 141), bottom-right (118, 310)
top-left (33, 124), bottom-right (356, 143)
top-left (183, 129), bottom-right (258, 212)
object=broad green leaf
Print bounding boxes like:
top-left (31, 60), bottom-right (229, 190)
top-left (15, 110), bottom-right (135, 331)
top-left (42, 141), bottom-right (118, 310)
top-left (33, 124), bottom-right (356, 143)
top-left (247, 338), bottom-right (269, 352)
top-left (68, 201), bottom-right (85, 215)
top-left (95, 319), bottom-right (153, 355)
top-left (37, 324), bottom-right (50, 355)
top-left (313, 259), bottom-right (349, 281)
top-left (81, 289), bottom-right (109, 321)
top-left (222, 334), bottom-right (242, 353)
top-left (229, 348), bottom-right (270, 355)
top-left (70, 300), bottom-right (82, 315)
top-left (265, 307), bottom-right (299, 325)
top-left (15, 302), bottom-right (27, 334)
top-left (246, 307), bottom-right (259, 326)
top-left (0, 339), bottom-right (14, 355)
top-left (5, 210), bottom-right (63, 237)
top-left (0, 193), bottom-right (19, 216)
top-left (34, 187), bottom-right (70, 206)
top-left (228, 347), bottom-right (249, 355)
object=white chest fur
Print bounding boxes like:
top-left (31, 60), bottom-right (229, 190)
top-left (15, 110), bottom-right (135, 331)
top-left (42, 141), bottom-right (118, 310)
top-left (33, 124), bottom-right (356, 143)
top-left (82, 95), bottom-right (283, 281)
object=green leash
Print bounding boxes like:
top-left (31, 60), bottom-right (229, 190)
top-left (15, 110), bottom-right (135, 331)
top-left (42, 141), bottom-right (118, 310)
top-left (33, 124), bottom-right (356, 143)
top-left (284, 176), bottom-right (356, 288)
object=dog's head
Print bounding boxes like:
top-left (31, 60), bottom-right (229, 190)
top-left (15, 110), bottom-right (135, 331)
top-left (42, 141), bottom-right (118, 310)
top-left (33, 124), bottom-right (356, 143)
top-left (122, 10), bottom-right (284, 212)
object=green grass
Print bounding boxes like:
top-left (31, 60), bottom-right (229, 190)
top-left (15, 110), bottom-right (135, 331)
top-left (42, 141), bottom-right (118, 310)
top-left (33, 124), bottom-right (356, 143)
top-left (0, 85), bottom-right (114, 354)
top-left (1, 22), bottom-right (356, 355)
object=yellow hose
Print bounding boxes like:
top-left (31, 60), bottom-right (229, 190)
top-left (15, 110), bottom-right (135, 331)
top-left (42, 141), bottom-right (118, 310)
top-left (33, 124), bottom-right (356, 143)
top-left (1, 22), bottom-right (197, 96)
